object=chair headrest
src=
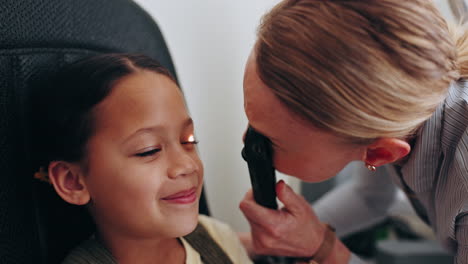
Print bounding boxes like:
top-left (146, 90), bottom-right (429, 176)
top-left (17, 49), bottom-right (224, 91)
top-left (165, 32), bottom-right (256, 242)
top-left (1, 0), bottom-right (176, 75)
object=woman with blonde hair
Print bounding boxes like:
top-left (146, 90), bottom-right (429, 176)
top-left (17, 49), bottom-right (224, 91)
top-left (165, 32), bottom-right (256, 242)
top-left (239, 0), bottom-right (468, 263)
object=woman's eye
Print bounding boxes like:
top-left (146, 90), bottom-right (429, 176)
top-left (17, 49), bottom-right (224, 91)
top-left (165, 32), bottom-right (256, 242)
top-left (135, 148), bottom-right (161, 157)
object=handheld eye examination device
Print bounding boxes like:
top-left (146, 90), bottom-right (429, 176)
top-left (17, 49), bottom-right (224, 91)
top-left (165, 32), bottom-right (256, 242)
top-left (241, 126), bottom-right (278, 209)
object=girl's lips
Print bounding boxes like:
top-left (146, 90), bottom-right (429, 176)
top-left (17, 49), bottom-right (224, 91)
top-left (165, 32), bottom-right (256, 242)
top-left (161, 187), bottom-right (197, 204)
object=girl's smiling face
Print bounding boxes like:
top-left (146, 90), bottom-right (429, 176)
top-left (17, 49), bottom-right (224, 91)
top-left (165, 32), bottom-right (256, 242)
top-left (82, 70), bottom-right (203, 240)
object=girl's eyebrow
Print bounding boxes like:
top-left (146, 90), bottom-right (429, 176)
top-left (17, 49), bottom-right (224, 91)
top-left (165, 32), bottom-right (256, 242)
top-left (122, 117), bottom-right (194, 144)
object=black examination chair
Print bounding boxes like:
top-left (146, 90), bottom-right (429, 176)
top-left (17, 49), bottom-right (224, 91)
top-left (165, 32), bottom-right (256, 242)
top-left (0, 1), bottom-right (209, 263)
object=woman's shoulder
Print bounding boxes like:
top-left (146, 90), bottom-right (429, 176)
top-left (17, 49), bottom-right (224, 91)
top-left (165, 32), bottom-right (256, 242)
top-left (61, 237), bottom-right (117, 264)
top-left (197, 214), bottom-right (253, 264)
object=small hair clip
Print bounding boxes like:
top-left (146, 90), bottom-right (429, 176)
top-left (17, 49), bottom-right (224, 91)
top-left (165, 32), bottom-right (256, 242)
top-left (34, 167), bottom-right (51, 183)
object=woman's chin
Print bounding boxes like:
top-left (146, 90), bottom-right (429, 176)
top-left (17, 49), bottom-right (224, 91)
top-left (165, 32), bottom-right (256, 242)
top-left (280, 168), bottom-right (334, 183)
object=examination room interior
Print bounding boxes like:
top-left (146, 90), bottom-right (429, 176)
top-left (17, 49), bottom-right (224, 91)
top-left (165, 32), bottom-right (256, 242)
top-left (0, 0), bottom-right (462, 263)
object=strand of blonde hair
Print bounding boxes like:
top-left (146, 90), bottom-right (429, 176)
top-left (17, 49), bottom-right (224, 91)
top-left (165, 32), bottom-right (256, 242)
top-left (449, 22), bottom-right (468, 80)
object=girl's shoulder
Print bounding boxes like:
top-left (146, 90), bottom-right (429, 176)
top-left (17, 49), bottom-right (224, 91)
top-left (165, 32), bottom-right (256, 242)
top-left (197, 214), bottom-right (253, 264)
top-left (61, 237), bottom-right (116, 264)
top-left (198, 214), bottom-right (235, 241)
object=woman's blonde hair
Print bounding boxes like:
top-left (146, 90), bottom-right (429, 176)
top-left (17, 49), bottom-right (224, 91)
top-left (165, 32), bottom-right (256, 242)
top-left (255, 0), bottom-right (468, 144)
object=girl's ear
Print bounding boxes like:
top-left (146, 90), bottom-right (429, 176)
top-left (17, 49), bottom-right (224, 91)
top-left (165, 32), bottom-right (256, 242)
top-left (48, 161), bottom-right (90, 205)
top-left (363, 138), bottom-right (411, 167)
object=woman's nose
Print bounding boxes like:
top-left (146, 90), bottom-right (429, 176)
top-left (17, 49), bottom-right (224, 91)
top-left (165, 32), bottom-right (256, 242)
top-left (167, 147), bottom-right (198, 179)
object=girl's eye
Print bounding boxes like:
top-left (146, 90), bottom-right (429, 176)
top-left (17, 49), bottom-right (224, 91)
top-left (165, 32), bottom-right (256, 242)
top-left (181, 140), bottom-right (199, 145)
top-left (181, 140), bottom-right (199, 147)
top-left (135, 148), bottom-right (161, 157)
top-left (182, 135), bottom-right (199, 146)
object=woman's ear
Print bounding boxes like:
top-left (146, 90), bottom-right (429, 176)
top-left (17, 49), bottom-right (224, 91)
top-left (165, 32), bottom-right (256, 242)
top-left (363, 138), bottom-right (411, 167)
top-left (48, 161), bottom-right (90, 205)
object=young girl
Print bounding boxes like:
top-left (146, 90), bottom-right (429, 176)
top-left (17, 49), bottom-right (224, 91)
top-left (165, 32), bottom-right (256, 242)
top-left (32, 53), bottom-right (251, 264)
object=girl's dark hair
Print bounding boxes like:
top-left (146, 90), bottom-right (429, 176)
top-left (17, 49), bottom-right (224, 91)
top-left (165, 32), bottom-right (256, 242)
top-left (32, 53), bottom-right (175, 168)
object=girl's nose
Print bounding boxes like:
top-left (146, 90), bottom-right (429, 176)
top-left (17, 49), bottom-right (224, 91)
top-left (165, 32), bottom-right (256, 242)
top-left (167, 147), bottom-right (199, 179)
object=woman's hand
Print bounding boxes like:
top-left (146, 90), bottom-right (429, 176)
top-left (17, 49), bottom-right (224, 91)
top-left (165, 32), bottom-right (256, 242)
top-left (237, 231), bottom-right (256, 259)
top-left (239, 180), bottom-right (350, 263)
